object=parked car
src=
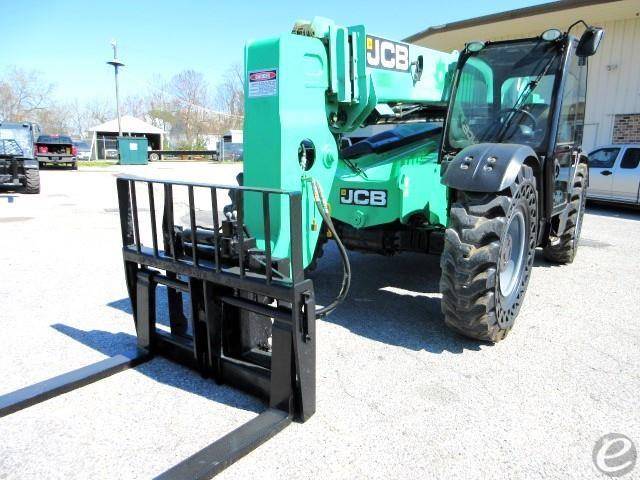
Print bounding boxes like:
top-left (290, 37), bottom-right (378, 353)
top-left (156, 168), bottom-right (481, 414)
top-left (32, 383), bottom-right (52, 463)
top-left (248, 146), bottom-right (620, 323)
top-left (588, 144), bottom-right (640, 205)
top-left (35, 134), bottom-right (77, 169)
top-left (105, 148), bottom-right (119, 159)
top-left (73, 140), bottom-right (91, 161)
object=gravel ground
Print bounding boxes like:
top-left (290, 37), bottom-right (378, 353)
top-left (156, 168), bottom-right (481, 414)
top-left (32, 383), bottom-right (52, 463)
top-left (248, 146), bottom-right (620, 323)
top-left (0, 162), bottom-right (638, 479)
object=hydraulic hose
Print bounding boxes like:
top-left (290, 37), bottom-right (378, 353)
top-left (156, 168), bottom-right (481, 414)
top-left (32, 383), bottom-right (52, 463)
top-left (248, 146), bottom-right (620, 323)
top-left (309, 178), bottom-right (351, 317)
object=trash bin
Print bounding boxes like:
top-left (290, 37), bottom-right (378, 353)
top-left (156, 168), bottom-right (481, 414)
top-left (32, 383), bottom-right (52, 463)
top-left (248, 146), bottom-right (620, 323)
top-left (117, 136), bottom-right (148, 165)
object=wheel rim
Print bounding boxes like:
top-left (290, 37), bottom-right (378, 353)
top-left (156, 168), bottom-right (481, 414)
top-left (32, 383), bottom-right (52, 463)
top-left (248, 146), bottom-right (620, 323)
top-left (499, 210), bottom-right (526, 298)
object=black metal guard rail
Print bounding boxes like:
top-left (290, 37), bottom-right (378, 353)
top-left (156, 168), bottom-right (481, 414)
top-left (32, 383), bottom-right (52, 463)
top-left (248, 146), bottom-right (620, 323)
top-left (116, 175), bottom-right (305, 286)
top-left (117, 174), bottom-right (295, 194)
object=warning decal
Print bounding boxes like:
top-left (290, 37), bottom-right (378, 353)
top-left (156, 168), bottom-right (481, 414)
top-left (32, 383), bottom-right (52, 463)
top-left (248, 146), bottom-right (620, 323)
top-left (248, 69), bottom-right (277, 97)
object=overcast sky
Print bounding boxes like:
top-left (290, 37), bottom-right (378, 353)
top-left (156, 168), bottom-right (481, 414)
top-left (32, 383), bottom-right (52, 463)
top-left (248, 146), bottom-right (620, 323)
top-left (2, 0), bottom-right (547, 103)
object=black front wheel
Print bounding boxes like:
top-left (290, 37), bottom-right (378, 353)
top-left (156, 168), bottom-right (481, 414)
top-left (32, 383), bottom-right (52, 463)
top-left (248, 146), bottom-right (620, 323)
top-left (440, 165), bottom-right (538, 342)
top-left (23, 169), bottom-right (41, 194)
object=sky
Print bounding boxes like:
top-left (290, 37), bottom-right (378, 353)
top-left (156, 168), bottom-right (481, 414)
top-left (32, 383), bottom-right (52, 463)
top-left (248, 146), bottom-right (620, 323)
top-left (1, 0), bottom-right (548, 104)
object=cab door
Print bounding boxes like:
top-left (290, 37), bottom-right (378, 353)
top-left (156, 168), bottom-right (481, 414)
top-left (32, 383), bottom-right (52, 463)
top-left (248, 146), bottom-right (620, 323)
top-left (551, 44), bottom-right (586, 211)
top-left (610, 147), bottom-right (640, 203)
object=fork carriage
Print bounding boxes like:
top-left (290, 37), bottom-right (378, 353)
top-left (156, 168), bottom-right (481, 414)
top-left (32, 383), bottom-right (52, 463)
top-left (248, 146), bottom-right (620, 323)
top-left (116, 175), bottom-right (316, 422)
top-left (0, 175), bottom-right (317, 479)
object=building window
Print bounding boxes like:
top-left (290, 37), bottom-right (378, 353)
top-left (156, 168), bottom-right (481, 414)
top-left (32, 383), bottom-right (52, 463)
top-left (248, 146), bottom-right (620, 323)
top-left (612, 114), bottom-right (640, 144)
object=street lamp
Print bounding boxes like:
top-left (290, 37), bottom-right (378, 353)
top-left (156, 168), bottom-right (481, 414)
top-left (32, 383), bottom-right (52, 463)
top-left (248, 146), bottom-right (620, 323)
top-left (107, 40), bottom-right (125, 137)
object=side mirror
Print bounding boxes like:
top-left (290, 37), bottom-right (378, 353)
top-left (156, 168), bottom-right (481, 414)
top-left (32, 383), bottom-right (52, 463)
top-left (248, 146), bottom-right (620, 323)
top-left (576, 27), bottom-right (604, 57)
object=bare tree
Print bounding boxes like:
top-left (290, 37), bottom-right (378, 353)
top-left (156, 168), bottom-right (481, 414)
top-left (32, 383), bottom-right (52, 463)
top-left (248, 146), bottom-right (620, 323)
top-left (0, 63), bottom-right (245, 144)
top-left (34, 102), bottom-right (72, 134)
top-left (123, 94), bottom-right (146, 118)
top-left (0, 66), bottom-right (54, 122)
top-left (168, 70), bottom-right (212, 145)
top-left (214, 64), bottom-right (244, 131)
top-left (84, 97), bottom-right (114, 125)
top-left (69, 99), bottom-right (89, 138)
top-left (145, 75), bottom-right (175, 133)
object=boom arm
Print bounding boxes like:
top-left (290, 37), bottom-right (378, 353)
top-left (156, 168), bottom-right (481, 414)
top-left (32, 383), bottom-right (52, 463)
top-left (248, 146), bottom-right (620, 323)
top-left (243, 17), bottom-right (458, 268)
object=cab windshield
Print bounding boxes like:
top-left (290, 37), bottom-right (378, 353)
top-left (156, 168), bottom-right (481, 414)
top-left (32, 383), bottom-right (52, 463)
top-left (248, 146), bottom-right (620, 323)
top-left (445, 39), bottom-right (562, 153)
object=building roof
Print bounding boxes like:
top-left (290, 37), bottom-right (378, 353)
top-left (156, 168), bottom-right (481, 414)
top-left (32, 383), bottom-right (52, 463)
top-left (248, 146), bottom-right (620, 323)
top-left (404, 0), bottom-right (633, 47)
top-left (88, 115), bottom-right (164, 134)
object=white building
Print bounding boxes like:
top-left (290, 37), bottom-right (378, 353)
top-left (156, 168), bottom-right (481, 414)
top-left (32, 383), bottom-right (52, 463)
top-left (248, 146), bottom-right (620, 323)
top-left (405, 0), bottom-right (640, 151)
top-left (222, 129), bottom-right (243, 144)
top-left (87, 115), bottom-right (165, 160)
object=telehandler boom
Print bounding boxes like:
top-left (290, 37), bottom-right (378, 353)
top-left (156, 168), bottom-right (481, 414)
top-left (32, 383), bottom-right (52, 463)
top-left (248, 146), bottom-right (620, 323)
top-left (0, 17), bottom-right (603, 478)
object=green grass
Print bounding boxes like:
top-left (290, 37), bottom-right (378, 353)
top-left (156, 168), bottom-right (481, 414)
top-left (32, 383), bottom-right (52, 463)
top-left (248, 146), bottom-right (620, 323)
top-left (78, 160), bottom-right (118, 167)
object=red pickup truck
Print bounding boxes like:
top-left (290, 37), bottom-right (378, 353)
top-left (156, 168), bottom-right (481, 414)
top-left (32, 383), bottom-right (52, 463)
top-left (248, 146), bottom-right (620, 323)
top-left (35, 134), bottom-right (78, 169)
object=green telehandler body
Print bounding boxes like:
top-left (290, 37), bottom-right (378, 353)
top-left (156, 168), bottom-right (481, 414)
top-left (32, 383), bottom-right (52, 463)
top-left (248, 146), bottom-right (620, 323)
top-left (242, 16), bottom-right (602, 341)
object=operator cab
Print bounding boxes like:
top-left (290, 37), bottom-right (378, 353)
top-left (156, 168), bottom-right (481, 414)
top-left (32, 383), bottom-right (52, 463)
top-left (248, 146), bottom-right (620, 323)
top-left (442, 25), bottom-right (603, 161)
top-left (441, 24), bottom-right (604, 215)
top-left (444, 37), bottom-right (566, 156)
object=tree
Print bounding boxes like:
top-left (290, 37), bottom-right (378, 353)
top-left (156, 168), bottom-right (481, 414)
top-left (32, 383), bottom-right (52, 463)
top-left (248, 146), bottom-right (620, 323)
top-left (84, 97), bottom-right (114, 125)
top-left (123, 94), bottom-right (146, 118)
top-left (168, 69), bottom-right (212, 145)
top-left (146, 75), bottom-right (176, 132)
top-left (33, 102), bottom-right (72, 134)
top-left (214, 64), bottom-right (244, 131)
top-left (0, 67), bottom-right (54, 122)
top-left (69, 99), bottom-right (89, 138)
top-left (0, 63), bottom-right (245, 144)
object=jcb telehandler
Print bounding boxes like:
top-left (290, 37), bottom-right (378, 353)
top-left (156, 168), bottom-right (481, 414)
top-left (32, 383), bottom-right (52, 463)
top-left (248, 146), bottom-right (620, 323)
top-left (0, 17), bottom-right (603, 478)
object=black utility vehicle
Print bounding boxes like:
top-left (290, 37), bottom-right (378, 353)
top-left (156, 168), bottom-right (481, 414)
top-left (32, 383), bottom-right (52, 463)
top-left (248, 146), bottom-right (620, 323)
top-left (0, 122), bottom-right (41, 194)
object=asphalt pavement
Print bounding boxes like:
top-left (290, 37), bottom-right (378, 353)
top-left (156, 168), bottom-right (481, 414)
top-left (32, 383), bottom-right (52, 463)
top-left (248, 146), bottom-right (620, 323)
top-left (0, 162), bottom-right (638, 479)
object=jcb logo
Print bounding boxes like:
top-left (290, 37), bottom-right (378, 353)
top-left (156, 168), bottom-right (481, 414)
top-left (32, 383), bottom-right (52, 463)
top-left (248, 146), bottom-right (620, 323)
top-left (366, 35), bottom-right (410, 72)
top-left (340, 188), bottom-right (387, 207)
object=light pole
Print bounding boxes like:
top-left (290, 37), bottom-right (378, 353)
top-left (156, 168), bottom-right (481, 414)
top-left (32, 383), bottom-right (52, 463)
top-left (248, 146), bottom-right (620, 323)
top-left (107, 40), bottom-right (124, 137)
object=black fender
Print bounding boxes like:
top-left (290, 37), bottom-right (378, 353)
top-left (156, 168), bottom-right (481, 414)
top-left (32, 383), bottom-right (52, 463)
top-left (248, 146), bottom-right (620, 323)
top-left (441, 143), bottom-right (539, 192)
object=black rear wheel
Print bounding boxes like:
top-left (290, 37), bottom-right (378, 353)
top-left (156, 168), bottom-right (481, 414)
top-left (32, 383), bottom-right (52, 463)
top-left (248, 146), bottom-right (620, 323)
top-left (440, 165), bottom-right (538, 342)
top-left (543, 163), bottom-right (587, 264)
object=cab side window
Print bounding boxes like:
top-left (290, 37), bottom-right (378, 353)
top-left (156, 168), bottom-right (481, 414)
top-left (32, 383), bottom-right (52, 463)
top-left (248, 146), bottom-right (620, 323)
top-left (620, 148), bottom-right (640, 169)
top-left (589, 148), bottom-right (620, 168)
